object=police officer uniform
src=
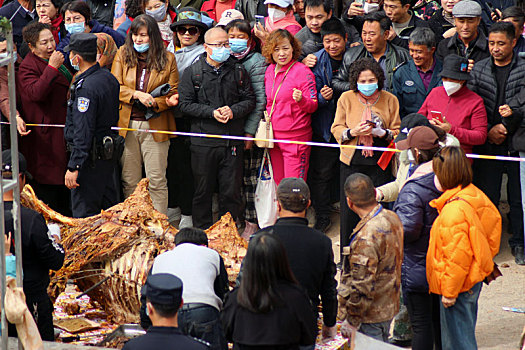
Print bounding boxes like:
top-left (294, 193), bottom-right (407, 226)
top-left (123, 274), bottom-right (209, 350)
top-left (64, 33), bottom-right (120, 218)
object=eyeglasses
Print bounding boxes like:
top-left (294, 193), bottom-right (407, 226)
top-left (206, 42), bottom-right (230, 48)
top-left (176, 26), bottom-right (199, 36)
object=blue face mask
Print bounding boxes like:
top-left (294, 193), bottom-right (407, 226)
top-left (210, 46), bottom-right (231, 63)
top-left (134, 42), bottom-right (150, 53)
top-left (65, 22), bottom-right (85, 35)
top-left (70, 55), bottom-right (79, 71)
top-left (357, 82), bottom-right (378, 96)
top-left (229, 38), bottom-right (248, 53)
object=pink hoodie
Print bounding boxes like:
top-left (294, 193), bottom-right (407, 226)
top-left (264, 60), bottom-right (318, 138)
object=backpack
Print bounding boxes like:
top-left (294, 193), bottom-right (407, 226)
top-left (190, 57), bottom-right (245, 92)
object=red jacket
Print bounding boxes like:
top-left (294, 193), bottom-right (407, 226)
top-left (201, 0), bottom-right (236, 21)
top-left (17, 52), bottom-right (70, 185)
top-left (418, 85), bottom-right (487, 155)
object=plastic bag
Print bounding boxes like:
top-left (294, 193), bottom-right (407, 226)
top-left (255, 149), bottom-right (278, 228)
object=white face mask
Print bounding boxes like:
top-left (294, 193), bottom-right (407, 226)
top-left (434, 175), bottom-right (444, 192)
top-left (407, 149), bottom-right (416, 163)
top-left (268, 7), bottom-right (286, 23)
top-left (363, 2), bottom-right (379, 13)
top-left (443, 81), bottom-right (462, 96)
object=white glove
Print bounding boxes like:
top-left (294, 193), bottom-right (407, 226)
top-left (371, 127), bottom-right (386, 137)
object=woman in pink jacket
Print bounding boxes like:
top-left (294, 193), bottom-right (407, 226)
top-left (262, 29), bottom-right (317, 185)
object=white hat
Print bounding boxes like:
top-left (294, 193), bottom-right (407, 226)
top-left (217, 9), bottom-right (245, 26)
top-left (264, 0), bottom-right (293, 9)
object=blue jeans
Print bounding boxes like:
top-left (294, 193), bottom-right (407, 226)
top-left (177, 304), bottom-right (227, 350)
top-left (440, 282), bottom-right (482, 350)
top-left (358, 320), bottom-right (392, 342)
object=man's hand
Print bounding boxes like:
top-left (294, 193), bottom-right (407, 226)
top-left (488, 123), bottom-right (507, 145)
top-left (491, 8), bottom-right (502, 21)
top-left (244, 133), bottom-right (254, 150)
top-left (375, 188), bottom-right (384, 201)
top-left (4, 231), bottom-right (11, 256)
top-left (302, 54), bottom-right (317, 68)
top-left (292, 88), bottom-right (303, 102)
top-left (499, 104), bottom-right (513, 118)
top-left (347, 1), bottom-right (364, 17)
top-left (48, 51), bottom-right (64, 69)
top-left (340, 319), bottom-right (357, 339)
top-left (254, 23), bottom-right (270, 42)
top-left (442, 27), bottom-right (456, 38)
top-left (320, 85), bottom-right (333, 100)
top-left (213, 109), bottom-right (228, 123)
top-left (16, 115), bottom-right (30, 136)
top-left (442, 296), bottom-right (456, 308)
top-left (218, 106), bottom-right (233, 119)
top-left (429, 116), bottom-right (451, 133)
top-left (166, 93), bottom-right (179, 107)
top-left (386, 27), bottom-right (397, 41)
top-left (134, 91), bottom-right (156, 108)
top-left (65, 170), bottom-right (79, 189)
top-left (321, 324), bottom-right (338, 341)
top-left (467, 59), bottom-right (474, 73)
top-left (350, 41), bottom-right (362, 47)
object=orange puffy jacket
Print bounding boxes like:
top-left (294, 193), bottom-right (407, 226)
top-left (426, 183), bottom-right (501, 299)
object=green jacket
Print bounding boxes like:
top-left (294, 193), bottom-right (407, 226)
top-left (238, 51), bottom-right (268, 135)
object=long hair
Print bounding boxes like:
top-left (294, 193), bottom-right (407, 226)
top-left (122, 14), bottom-right (168, 71)
top-left (237, 233), bottom-right (297, 313)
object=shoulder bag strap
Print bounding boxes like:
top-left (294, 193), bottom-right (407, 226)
top-left (268, 62), bottom-right (296, 121)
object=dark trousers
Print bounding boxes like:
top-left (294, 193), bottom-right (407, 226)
top-left (339, 162), bottom-right (392, 258)
top-left (243, 145), bottom-right (264, 223)
top-left (308, 137), bottom-right (340, 218)
top-left (178, 304), bottom-right (227, 350)
top-left (191, 145), bottom-right (244, 229)
top-left (8, 294), bottom-right (54, 341)
top-left (167, 137), bottom-right (194, 215)
top-left (404, 291), bottom-right (442, 350)
top-left (71, 159), bottom-right (118, 218)
top-left (473, 155), bottom-right (524, 248)
top-left (30, 181), bottom-right (71, 216)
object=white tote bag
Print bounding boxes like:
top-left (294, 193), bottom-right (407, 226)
top-left (255, 149), bottom-right (278, 228)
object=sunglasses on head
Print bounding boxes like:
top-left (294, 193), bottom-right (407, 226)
top-left (176, 26), bottom-right (199, 36)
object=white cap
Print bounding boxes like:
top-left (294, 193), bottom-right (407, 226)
top-left (217, 9), bottom-right (244, 26)
top-left (264, 0), bottom-right (293, 9)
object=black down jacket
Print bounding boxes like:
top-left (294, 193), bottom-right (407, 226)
top-left (393, 171), bottom-right (440, 294)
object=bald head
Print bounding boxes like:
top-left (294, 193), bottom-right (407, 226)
top-left (344, 173), bottom-right (377, 208)
top-left (204, 26), bottom-right (227, 43)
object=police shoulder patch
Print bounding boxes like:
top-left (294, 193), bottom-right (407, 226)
top-left (77, 97), bottom-right (90, 112)
top-left (405, 80), bottom-right (415, 86)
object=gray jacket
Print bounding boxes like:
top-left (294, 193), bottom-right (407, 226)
top-left (332, 42), bottom-right (410, 94)
top-left (238, 51), bottom-right (268, 135)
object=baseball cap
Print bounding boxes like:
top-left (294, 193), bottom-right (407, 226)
top-left (396, 126), bottom-right (440, 151)
top-left (277, 177), bottom-right (310, 206)
top-left (394, 113), bottom-right (431, 143)
top-left (453, 0), bottom-right (482, 18)
top-left (217, 9), bottom-right (244, 26)
top-left (1, 150), bottom-right (32, 180)
top-left (264, 0), bottom-right (294, 9)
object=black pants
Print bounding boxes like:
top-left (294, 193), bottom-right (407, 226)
top-left (167, 137), bottom-right (194, 215)
top-left (404, 292), bottom-right (442, 350)
top-left (339, 162), bottom-right (392, 258)
top-left (473, 155), bottom-right (524, 248)
top-left (8, 294), bottom-right (54, 341)
top-left (191, 145), bottom-right (244, 229)
top-left (308, 137), bottom-right (340, 218)
top-left (30, 181), bottom-right (72, 217)
top-left (71, 158), bottom-right (118, 218)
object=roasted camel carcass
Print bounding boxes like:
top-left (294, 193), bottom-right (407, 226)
top-left (20, 179), bottom-right (246, 323)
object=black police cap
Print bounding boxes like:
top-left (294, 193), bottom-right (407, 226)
top-left (144, 273), bottom-right (183, 305)
top-left (64, 33), bottom-right (98, 55)
top-left (2, 149), bottom-right (32, 180)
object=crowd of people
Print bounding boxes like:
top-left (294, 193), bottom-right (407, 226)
top-left (1, 0), bottom-right (525, 347)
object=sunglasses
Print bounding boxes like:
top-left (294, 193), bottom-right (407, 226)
top-left (176, 26), bottom-right (199, 36)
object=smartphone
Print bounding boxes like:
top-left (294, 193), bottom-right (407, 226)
top-left (255, 15), bottom-right (265, 29)
top-left (431, 110), bottom-right (443, 122)
top-left (365, 120), bottom-right (376, 127)
top-left (354, 0), bottom-right (363, 6)
top-left (486, 2), bottom-right (500, 20)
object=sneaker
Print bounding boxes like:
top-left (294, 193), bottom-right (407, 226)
top-left (314, 216), bottom-right (332, 233)
top-left (167, 207), bottom-right (181, 224)
top-left (179, 215), bottom-right (193, 229)
top-left (513, 246), bottom-right (525, 265)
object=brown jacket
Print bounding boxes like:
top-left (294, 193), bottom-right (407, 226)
top-left (331, 90), bottom-right (401, 165)
top-left (111, 47), bottom-right (178, 142)
top-left (338, 204), bottom-right (404, 327)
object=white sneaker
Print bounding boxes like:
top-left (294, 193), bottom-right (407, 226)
top-left (167, 207), bottom-right (181, 224)
top-left (179, 215), bottom-right (193, 229)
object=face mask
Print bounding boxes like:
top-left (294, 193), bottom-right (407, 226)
top-left (268, 8), bottom-right (286, 23)
top-left (70, 55), bottom-right (79, 71)
top-left (0, 52), bottom-right (7, 59)
top-left (134, 42), bottom-right (150, 53)
top-left (210, 46), bottom-right (231, 63)
top-left (65, 22), bottom-right (85, 35)
top-left (407, 149), bottom-right (416, 163)
top-left (146, 3), bottom-right (167, 22)
top-left (229, 38), bottom-right (248, 53)
top-left (357, 82), bottom-right (378, 96)
top-left (434, 175), bottom-right (443, 192)
top-left (443, 81), bottom-right (462, 96)
top-left (363, 2), bottom-right (379, 13)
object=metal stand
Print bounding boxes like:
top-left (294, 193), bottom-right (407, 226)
top-left (0, 18), bottom-right (24, 350)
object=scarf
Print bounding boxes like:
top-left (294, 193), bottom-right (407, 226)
top-left (264, 11), bottom-right (301, 34)
top-left (233, 40), bottom-right (255, 60)
top-left (44, 57), bottom-right (73, 83)
top-left (94, 32), bottom-right (117, 69)
top-left (357, 90), bottom-right (380, 158)
top-left (443, 10), bottom-right (454, 25)
top-left (50, 14), bottom-right (63, 44)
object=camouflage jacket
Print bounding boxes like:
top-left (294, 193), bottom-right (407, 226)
top-left (337, 204), bottom-right (404, 327)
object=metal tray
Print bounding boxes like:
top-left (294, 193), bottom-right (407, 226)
top-left (97, 324), bottom-right (146, 346)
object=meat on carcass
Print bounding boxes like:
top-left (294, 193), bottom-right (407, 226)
top-left (20, 178), bottom-right (247, 324)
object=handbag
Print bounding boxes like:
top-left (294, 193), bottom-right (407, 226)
top-left (254, 149), bottom-right (278, 228)
top-left (255, 62), bottom-right (296, 148)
